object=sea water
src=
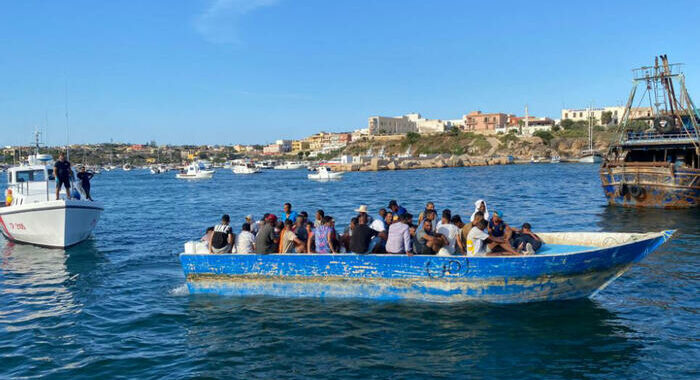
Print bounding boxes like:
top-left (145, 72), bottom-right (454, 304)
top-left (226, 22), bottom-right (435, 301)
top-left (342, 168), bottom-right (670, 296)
top-left (1, 164), bottom-right (698, 378)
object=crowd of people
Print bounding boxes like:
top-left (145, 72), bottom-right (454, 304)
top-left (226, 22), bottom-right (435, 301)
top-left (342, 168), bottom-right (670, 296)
top-left (200, 200), bottom-right (542, 256)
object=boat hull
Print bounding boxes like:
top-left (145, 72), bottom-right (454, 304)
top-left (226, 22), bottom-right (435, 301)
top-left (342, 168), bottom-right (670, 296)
top-left (600, 164), bottom-right (699, 208)
top-left (579, 154), bottom-right (602, 163)
top-left (0, 200), bottom-right (103, 248)
top-left (176, 172), bottom-right (214, 179)
top-left (180, 231), bottom-right (672, 303)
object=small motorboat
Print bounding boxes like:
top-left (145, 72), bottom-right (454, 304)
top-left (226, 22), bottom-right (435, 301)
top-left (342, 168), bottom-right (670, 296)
top-left (122, 163), bottom-right (133, 171)
top-left (176, 162), bottom-right (215, 179)
top-left (179, 230), bottom-right (674, 303)
top-left (232, 163), bottom-right (261, 174)
top-left (307, 166), bottom-right (343, 180)
top-left (1, 156), bottom-right (103, 248)
top-left (550, 155), bottom-right (561, 163)
top-left (273, 161), bottom-right (305, 170)
top-left (150, 164), bottom-right (170, 174)
top-left (255, 160), bottom-right (275, 170)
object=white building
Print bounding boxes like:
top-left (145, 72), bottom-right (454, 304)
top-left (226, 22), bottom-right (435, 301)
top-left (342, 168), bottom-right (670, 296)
top-left (561, 106), bottom-right (626, 125)
top-left (368, 115), bottom-right (417, 135)
top-left (351, 128), bottom-right (369, 141)
top-left (368, 113), bottom-right (452, 135)
top-left (522, 118), bottom-right (555, 136)
top-left (275, 139), bottom-right (292, 151)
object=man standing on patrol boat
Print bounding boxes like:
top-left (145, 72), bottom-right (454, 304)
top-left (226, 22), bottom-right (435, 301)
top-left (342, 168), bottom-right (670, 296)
top-left (53, 153), bottom-right (73, 200)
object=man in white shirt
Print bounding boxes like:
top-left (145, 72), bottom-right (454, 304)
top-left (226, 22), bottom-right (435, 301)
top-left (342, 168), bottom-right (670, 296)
top-left (466, 219), bottom-right (522, 256)
top-left (436, 211), bottom-right (463, 254)
top-left (235, 222), bottom-right (256, 254)
top-left (466, 220), bottom-right (490, 256)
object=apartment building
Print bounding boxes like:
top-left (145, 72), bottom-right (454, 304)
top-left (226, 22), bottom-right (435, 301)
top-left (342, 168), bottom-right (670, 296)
top-left (463, 111), bottom-right (508, 132)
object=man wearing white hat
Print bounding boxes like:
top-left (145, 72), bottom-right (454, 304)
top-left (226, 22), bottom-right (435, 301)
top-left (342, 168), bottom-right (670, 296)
top-left (354, 205), bottom-right (373, 224)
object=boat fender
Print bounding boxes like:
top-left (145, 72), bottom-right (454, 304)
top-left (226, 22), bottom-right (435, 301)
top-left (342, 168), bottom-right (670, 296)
top-left (4, 188), bottom-right (12, 206)
top-left (629, 185), bottom-right (644, 199)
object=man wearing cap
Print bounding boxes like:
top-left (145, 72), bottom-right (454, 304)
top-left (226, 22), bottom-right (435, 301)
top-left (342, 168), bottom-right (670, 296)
top-left (255, 214), bottom-right (279, 253)
top-left (387, 200), bottom-right (407, 216)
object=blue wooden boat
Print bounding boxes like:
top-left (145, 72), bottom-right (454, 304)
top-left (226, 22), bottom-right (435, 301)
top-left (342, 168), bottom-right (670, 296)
top-left (180, 230), bottom-right (674, 303)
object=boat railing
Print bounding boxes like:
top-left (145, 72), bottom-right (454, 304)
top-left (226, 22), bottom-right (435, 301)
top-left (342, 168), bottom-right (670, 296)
top-left (622, 131), bottom-right (699, 144)
top-left (604, 161), bottom-right (672, 169)
top-left (7, 180), bottom-right (51, 202)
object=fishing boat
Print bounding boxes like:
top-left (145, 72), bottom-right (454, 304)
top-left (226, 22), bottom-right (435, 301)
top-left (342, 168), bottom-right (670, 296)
top-left (1, 155), bottom-right (103, 248)
top-left (600, 55), bottom-right (700, 208)
top-left (308, 166), bottom-right (343, 180)
top-left (273, 161), bottom-right (305, 170)
top-left (180, 230), bottom-right (673, 303)
top-left (232, 163), bottom-right (261, 174)
top-left (175, 162), bottom-right (215, 179)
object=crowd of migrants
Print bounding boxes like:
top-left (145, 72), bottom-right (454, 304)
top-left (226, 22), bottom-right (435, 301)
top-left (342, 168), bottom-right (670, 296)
top-left (200, 200), bottom-right (543, 256)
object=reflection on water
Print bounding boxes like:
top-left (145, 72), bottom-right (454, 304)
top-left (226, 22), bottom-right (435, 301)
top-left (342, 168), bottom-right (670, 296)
top-left (0, 243), bottom-right (80, 330)
top-left (597, 206), bottom-right (700, 237)
top-left (183, 297), bottom-right (640, 378)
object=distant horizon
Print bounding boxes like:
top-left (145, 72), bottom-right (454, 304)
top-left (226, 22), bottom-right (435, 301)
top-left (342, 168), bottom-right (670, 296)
top-left (1, 0), bottom-right (699, 147)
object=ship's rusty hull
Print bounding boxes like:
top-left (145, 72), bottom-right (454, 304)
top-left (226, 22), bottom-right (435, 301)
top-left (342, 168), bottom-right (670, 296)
top-left (600, 163), bottom-right (699, 208)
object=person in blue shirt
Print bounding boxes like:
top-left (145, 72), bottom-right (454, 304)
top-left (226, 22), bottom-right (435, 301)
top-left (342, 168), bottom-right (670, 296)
top-left (388, 200), bottom-right (407, 216)
top-left (281, 202), bottom-right (298, 223)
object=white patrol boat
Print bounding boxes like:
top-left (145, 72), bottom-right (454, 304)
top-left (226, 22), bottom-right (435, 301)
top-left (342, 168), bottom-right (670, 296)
top-left (176, 162), bottom-right (215, 179)
top-left (1, 155), bottom-right (104, 248)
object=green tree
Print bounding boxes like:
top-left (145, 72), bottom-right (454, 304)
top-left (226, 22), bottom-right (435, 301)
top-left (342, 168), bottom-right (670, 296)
top-left (627, 120), bottom-right (649, 132)
top-left (601, 111), bottom-right (612, 125)
top-left (533, 130), bottom-right (554, 145)
top-left (297, 151), bottom-right (304, 159)
top-left (405, 132), bottom-right (420, 145)
top-left (560, 119), bottom-right (575, 129)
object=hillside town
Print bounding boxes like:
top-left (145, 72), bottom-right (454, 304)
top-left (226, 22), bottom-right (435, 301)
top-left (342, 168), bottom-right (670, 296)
top-left (1, 105), bottom-right (652, 169)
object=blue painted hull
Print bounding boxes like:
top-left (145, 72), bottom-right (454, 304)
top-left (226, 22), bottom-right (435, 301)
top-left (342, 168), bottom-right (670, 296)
top-left (180, 231), bottom-right (674, 303)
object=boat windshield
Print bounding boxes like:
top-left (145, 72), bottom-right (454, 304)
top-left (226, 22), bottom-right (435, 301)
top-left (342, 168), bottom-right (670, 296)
top-left (14, 169), bottom-right (46, 183)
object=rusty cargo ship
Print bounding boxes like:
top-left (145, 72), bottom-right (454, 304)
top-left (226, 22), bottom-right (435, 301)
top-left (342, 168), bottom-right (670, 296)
top-left (600, 55), bottom-right (700, 208)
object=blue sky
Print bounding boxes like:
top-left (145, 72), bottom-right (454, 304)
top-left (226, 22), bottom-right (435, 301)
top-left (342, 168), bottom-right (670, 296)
top-left (1, 0), bottom-right (699, 146)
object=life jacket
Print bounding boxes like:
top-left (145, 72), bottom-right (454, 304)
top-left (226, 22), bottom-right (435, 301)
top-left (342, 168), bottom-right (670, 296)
top-left (211, 224), bottom-right (232, 249)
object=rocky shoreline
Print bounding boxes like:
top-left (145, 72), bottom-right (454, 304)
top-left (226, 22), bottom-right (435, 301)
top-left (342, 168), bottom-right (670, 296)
top-left (332, 154), bottom-right (513, 172)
